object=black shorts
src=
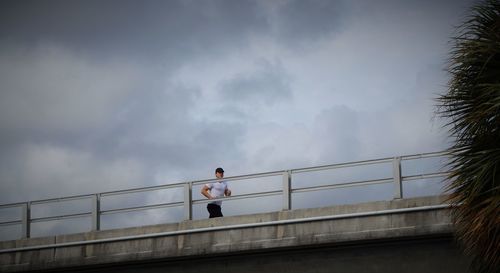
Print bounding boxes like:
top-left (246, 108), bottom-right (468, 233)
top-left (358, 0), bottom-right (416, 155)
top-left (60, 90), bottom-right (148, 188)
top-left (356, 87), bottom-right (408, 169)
top-left (207, 203), bottom-right (223, 218)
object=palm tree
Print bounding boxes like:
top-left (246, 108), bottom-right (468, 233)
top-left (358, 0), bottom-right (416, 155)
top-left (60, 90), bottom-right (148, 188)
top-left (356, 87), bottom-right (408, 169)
top-left (437, 1), bottom-right (500, 272)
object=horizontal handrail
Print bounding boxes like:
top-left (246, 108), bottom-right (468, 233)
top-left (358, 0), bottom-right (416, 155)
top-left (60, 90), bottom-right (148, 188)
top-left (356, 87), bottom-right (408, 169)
top-left (0, 202), bottom-right (26, 209)
top-left (31, 194), bottom-right (94, 205)
top-left (31, 212), bottom-right (93, 223)
top-left (0, 150), bottom-right (452, 240)
top-left (292, 157), bottom-right (393, 174)
top-left (101, 201), bottom-right (184, 215)
top-left (192, 190), bottom-right (283, 205)
top-left (0, 151), bottom-right (449, 207)
top-left (401, 151), bottom-right (450, 160)
top-left (402, 172), bottom-right (449, 182)
top-left (191, 170), bottom-right (284, 186)
top-left (0, 220), bottom-right (22, 227)
top-left (292, 177), bottom-right (394, 194)
top-left (101, 182), bottom-right (186, 197)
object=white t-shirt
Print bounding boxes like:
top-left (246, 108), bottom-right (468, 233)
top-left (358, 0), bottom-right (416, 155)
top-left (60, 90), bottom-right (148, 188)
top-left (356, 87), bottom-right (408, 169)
top-left (205, 181), bottom-right (228, 206)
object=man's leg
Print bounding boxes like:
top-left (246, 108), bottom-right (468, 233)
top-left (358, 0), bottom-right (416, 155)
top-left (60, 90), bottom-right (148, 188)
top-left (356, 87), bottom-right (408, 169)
top-left (214, 204), bottom-right (223, 217)
top-left (207, 204), bottom-right (223, 218)
top-left (207, 204), bottom-right (214, 218)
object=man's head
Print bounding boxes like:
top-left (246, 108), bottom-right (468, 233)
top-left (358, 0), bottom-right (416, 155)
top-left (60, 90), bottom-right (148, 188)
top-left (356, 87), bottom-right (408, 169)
top-left (215, 167), bottom-right (224, 179)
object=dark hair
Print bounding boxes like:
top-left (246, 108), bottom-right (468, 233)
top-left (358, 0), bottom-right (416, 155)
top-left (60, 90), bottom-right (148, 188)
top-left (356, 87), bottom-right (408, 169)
top-left (215, 167), bottom-right (224, 174)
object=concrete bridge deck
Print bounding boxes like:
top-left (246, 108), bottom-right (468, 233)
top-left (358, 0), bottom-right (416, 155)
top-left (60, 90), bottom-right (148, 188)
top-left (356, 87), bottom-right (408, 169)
top-left (0, 195), bottom-right (470, 273)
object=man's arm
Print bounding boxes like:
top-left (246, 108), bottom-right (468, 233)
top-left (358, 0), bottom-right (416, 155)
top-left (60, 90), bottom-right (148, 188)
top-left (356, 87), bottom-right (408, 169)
top-left (225, 188), bottom-right (231, 197)
top-left (201, 185), bottom-right (213, 199)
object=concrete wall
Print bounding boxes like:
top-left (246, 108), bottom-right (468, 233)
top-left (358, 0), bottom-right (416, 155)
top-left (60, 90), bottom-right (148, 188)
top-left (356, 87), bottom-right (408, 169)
top-left (0, 196), bottom-right (471, 273)
top-left (76, 237), bottom-right (468, 273)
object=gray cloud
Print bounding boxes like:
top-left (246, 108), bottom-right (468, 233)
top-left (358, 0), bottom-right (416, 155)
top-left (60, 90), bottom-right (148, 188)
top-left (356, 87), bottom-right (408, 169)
top-left (0, 41), bottom-right (246, 204)
top-left (313, 105), bottom-right (362, 162)
top-left (219, 60), bottom-right (292, 106)
top-left (265, 0), bottom-right (346, 44)
top-left (0, 0), bottom-right (268, 60)
top-left (0, 43), bottom-right (139, 134)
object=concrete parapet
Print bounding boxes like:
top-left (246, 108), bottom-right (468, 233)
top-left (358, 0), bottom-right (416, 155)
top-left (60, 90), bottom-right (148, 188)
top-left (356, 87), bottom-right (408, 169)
top-left (0, 195), bottom-right (463, 272)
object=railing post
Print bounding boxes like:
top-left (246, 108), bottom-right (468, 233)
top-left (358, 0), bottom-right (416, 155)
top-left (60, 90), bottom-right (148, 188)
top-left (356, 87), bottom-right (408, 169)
top-left (92, 194), bottom-right (101, 231)
top-left (184, 182), bottom-right (193, 220)
top-left (393, 156), bottom-right (402, 199)
top-left (21, 202), bottom-right (31, 239)
top-left (282, 170), bottom-right (292, 210)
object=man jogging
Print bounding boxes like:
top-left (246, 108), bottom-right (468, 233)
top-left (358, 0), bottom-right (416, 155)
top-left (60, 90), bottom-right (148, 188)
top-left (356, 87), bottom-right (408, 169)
top-left (201, 167), bottom-right (231, 218)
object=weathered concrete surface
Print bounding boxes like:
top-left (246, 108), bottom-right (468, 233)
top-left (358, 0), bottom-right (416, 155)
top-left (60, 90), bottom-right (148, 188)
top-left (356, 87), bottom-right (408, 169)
top-left (76, 237), bottom-right (467, 273)
top-left (0, 196), bottom-right (470, 272)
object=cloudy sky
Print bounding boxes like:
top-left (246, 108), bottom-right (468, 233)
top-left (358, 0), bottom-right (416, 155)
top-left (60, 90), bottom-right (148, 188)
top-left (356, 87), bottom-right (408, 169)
top-left (0, 0), bottom-right (478, 236)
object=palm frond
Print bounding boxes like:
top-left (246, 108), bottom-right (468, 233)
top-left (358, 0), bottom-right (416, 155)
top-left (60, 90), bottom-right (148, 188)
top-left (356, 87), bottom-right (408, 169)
top-left (436, 1), bottom-right (500, 272)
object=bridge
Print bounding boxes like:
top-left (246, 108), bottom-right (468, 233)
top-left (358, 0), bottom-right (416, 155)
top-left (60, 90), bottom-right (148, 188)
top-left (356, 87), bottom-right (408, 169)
top-left (0, 152), bottom-right (472, 272)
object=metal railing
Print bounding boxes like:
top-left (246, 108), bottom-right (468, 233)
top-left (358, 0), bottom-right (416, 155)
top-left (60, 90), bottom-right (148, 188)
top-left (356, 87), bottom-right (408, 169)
top-left (0, 151), bottom-right (450, 240)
